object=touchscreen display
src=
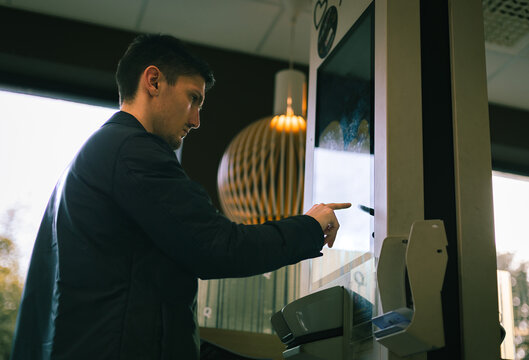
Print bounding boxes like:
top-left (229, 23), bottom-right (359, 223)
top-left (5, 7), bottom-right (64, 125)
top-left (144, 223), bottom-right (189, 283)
top-left (311, 3), bottom-right (374, 291)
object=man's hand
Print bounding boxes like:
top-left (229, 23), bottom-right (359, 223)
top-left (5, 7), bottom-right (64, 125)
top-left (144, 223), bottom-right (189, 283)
top-left (305, 203), bottom-right (351, 248)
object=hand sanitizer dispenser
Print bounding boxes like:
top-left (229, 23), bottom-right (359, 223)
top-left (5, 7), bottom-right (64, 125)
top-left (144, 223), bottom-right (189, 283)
top-left (373, 220), bottom-right (448, 356)
top-left (271, 286), bottom-right (373, 359)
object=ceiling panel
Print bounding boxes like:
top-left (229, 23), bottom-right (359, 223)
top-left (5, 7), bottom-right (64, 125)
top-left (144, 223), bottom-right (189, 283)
top-left (140, 0), bottom-right (283, 58)
top-left (9, 0), bottom-right (145, 30)
top-left (487, 57), bottom-right (529, 110)
top-left (258, 10), bottom-right (311, 64)
top-left (2, 0), bottom-right (528, 111)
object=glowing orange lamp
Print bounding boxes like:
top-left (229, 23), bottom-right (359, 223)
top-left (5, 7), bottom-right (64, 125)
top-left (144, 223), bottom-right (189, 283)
top-left (217, 69), bottom-right (307, 224)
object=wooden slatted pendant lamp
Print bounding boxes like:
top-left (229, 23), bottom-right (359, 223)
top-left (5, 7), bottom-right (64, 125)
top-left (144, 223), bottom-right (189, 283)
top-left (217, 4), bottom-right (307, 224)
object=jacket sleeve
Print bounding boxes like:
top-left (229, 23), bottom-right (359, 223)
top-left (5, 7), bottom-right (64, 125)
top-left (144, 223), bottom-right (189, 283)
top-left (112, 133), bottom-right (324, 280)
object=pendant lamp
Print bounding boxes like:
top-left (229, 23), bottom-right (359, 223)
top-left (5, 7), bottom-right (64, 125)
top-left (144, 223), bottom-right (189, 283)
top-left (217, 4), bottom-right (307, 224)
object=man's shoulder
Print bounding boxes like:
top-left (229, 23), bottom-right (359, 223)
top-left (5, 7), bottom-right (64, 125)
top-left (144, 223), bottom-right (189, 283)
top-left (81, 120), bottom-right (143, 158)
top-left (70, 112), bottom-right (149, 169)
top-left (72, 112), bottom-right (176, 180)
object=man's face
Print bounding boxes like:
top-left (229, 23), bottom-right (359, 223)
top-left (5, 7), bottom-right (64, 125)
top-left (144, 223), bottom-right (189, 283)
top-left (151, 74), bottom-right (205, 150)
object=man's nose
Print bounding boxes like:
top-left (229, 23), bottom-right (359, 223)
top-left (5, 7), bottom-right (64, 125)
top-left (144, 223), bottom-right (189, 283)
top-left (189, 110), bottom-right (200, 129)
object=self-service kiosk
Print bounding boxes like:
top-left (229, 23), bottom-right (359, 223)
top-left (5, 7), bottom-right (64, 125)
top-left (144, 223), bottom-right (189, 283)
top-left (272, 0), bottom-right (502, 359)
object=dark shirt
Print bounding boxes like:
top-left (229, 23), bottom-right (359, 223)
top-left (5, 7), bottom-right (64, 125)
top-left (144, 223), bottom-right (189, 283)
top-left (11, 111), bottom-right (324, 360)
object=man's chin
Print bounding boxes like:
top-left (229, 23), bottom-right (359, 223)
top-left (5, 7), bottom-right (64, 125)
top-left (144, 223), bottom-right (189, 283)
top-left (170, 138), bottom-right (183, 150)
top-left (163, 136), bottom-right (182, 151)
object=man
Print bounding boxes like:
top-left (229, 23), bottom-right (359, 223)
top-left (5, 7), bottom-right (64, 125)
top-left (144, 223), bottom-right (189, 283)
top-left (11, 34), bottom-right (349, 359)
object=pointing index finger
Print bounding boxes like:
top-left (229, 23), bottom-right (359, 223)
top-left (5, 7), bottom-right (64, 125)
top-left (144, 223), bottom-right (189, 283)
top-left (325, 203), bottom-right (352, 210)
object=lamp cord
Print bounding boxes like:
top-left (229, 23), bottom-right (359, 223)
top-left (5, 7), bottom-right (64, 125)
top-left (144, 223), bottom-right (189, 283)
top-left (286, 14), bottom-right (297, 115)
top-left (289, 15), bottom-right (296, 71)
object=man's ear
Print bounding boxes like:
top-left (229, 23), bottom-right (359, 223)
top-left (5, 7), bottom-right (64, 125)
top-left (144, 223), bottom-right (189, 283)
top-left (143, 66), bottom-right (161, 96)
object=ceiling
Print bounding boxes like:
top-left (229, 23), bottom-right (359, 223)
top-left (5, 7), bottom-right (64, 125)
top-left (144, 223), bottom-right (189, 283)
top-left (1, 0), bottom-right (528, 111)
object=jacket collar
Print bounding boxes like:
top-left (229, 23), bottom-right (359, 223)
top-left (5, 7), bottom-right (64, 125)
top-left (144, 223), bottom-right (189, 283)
top-left (104, 111), bottom-right (147, 132)
top-left (104, 111), bottom-right (177, 154)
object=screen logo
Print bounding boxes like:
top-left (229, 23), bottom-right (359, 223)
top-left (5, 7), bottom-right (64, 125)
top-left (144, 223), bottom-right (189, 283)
top-left (314, 1), bottom-right (341, 59)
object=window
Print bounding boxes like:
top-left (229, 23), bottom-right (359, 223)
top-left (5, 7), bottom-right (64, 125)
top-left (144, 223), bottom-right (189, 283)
top-left (493, 171), bottom-right (529, 360)
top-left (0, 89), bottom-right (116, 356)
top-left (0, 89), bottom-right (116, 278)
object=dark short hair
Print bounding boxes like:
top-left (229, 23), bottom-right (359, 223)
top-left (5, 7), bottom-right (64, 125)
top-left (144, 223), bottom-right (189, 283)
top-left (116, 34), bottom-right (215, 104)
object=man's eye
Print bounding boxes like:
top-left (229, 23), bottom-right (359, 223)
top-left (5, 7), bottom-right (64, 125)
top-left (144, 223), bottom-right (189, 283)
top-left (190, 93), bottom-right (203, 110)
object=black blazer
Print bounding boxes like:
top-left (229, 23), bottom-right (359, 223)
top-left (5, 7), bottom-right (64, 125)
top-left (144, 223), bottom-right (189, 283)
top-left (11, 111), bottom-right (324, 360)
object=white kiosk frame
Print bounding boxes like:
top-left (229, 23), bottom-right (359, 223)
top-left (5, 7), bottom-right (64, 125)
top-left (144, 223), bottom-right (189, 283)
top-left (301, 0), bottom-right (501, 359)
